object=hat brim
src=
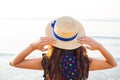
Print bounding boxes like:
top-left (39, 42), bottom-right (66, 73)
top-left (45, 20), bottom-right (85, 50)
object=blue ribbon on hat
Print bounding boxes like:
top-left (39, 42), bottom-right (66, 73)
top-left (51, 20), bottom-right (78, 41)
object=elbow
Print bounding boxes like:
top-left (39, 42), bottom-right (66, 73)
top-left (9, 60), bottom-right (17, 67)
top-left (9, 61), bottom-right (14, 66)
top-left (110, 62), bottom-right (118, 68)
top-left (112, 62), bottom-right (117, 67)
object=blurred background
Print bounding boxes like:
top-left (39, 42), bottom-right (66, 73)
top-left (0, 0), bottom-right (120, 80)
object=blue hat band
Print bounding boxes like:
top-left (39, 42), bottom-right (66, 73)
top-left (51, 20), bottom-right (78, 41)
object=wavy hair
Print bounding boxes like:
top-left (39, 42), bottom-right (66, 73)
top-left (42, 46), bottom-right (90, 80)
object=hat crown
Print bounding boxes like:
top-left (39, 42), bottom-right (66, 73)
top-left (54, 16), bottom-right (78, 38)
top-left (45, 16), bottom-right (85, 50)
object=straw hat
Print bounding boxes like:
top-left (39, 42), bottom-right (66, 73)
top-left (45, 16), bottom-right (85, 50)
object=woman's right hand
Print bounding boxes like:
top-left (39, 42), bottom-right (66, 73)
top-left (31, 37), bottom-right (56, 51)
top-left (9, 37), bottom-right (55, 69)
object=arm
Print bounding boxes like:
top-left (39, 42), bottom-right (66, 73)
top-left (10, 37), bottom-right (55, 70)
top-left (89, 44), bottom-right (117, 71)
top-left (77, 36), bottom-right (117, 71)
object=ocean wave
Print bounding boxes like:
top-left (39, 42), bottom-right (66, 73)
top-left (92, 36), bottom-right (120, 39)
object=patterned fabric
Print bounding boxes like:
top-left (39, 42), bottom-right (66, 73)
top-left (61, 50), bottom-right (79, 80)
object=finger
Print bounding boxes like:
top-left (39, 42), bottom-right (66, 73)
top-left (40, 40), bottom-right (56, 46)
top-left (77, 36), bottom-right (92, 42)
top-left (40, 37), bottom-right (56, 42)
top-left (40, 37), bottom-right (49, 42)
top-left (77, 38), bottom-right (93, 46)
top-left (79, 41), bottom-right (93, 45)
top-left (41, 48), bottom-right (48, 52)
top-left (40, 37), bottom-right (55, 41)
top-left (85, 46), bottom-right (91, 50)
top-left (77, 37), bottom-right (91, 43)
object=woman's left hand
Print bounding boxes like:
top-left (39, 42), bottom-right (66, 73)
top-left (77, 36), bottom-right (117, 70)
top-left (77, 36), bottom-right (102, 50)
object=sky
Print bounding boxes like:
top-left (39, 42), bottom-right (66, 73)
top-left (0, 0), bottom-right (120, 54)
top-left (0, 0), bottom-right (120, 19)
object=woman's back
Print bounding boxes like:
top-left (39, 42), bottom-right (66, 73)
top-left (42, 47), bottom-right (90, 80)
top-left (61, 50), bottom-right (79, 80)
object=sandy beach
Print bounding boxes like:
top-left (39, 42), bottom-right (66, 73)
top-left (0, 54), bottom-right (120, 80)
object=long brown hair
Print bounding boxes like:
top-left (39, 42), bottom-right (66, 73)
top-left (42, 46), bottom-right (90, 80)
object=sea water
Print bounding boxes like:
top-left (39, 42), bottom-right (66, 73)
top-left (0, 18), bottom-right (120, 80)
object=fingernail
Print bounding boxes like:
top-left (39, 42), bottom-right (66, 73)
top-left (53, 39), bottom-right (57, 42)
top-left (51, 38), bottom-right (56, 41)
top-left (77, 37), bottom-right (80, 40)
top-left (53, 39), bottom-right (57, 41)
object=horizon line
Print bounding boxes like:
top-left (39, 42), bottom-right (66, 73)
top-left (0, 17), bottom-right (120, 22)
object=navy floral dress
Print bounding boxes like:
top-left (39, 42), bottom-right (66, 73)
top-left (61, 50), bottom-right (79, 80)
top-left (42, 50), bottom-right (88, 80)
